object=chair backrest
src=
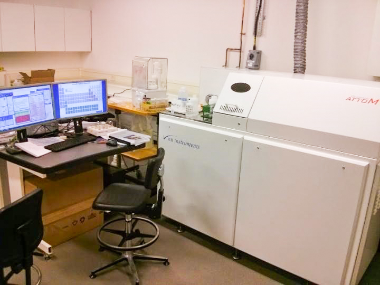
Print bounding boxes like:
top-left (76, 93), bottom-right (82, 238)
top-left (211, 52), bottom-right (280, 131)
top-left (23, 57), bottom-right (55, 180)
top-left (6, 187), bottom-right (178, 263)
top-left (0, 188), bottom-right (43, 269)
top-left (144, 148), bottom-right (165, 190)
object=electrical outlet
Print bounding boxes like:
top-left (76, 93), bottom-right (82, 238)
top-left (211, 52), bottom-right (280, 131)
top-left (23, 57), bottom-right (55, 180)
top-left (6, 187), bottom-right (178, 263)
top-left (246, 50), bottom-right (262, 70)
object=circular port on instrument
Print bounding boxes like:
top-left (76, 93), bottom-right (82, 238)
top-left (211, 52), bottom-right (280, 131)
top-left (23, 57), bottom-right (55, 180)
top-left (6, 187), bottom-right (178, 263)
top-left (231, 83), bottom-right (251, 93)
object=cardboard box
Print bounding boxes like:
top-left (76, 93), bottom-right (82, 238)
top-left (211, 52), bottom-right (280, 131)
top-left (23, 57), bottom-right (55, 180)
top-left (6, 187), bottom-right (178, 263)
top-left (42, 197), bottom-right (103, 246)
top-left (24, 163), bottom-right (103, 215)
top-left (19, 69), bottom-right (55, 84)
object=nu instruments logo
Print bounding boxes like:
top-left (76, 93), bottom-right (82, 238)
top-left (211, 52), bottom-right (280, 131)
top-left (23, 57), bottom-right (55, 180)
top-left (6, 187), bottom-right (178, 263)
top-left (163, 135), bottom-right (200, 150)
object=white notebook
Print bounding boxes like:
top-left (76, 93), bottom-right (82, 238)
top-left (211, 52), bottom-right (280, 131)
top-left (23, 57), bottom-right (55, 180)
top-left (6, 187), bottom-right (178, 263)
top-left (15, 142), bottom-right (51, 157)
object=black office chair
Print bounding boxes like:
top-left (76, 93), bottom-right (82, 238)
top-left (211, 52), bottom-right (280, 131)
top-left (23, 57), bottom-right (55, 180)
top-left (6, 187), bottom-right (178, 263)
top-left (90, 148), bottom-right (169, 285)
top-left (0, 188), bottom-right (43, 285)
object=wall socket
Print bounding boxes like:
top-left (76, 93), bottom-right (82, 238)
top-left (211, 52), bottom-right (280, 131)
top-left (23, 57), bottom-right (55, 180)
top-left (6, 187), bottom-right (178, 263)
top-left (246, 50), bottom-right (262, 70)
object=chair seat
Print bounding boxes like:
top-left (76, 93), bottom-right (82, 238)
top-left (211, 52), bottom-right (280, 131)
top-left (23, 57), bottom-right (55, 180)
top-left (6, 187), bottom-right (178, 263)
top-left (93, 183), bottom-right (150, 213)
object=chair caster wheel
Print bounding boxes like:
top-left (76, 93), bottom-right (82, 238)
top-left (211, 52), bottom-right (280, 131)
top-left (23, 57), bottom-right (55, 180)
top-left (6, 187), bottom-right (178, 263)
top-left (163, 260), bottom-right (170, 266)
top-left (89, 273), bottom-right (97, 279)
top-left (98, 246), bottom-right (105, 252)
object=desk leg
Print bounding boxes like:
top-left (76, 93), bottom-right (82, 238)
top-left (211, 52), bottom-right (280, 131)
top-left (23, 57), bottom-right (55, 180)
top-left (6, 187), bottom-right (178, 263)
top-left (7, 162), bottom-right (24, 203)
top-left (0, 160), bottom-right (22, 205)
top-left (115, 109), bottom-right (121, 128)
top-left (115, 109), bottom-right (122, 168)
top-left (0, 158), bottom-right (10, 207)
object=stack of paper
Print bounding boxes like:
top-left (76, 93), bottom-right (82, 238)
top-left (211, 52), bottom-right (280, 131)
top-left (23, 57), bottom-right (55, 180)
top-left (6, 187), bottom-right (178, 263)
top-left (0, 131), bottom-right (15, 144)
top-left (109, 129), bottom-right (151, 146)
top-left (15, 137), bottom-right (64, 158)
top-left (15, 142), bottom-right (51, 157)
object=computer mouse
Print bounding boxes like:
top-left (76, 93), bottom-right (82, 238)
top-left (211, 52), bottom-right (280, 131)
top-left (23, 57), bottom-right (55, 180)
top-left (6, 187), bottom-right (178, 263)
top-left (106, 139), bottom-right (118, 147)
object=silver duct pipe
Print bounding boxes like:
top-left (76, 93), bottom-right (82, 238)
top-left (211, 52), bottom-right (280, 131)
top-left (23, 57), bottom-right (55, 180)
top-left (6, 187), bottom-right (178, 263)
top-left (293, 0), bottom-right (309, 74)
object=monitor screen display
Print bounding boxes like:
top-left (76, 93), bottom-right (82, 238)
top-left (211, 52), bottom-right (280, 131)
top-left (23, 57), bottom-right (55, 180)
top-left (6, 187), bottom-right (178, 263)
top-left (0, 85), bottom-right (55, 133)
top-left (52, 80), bottom-right (107, 120)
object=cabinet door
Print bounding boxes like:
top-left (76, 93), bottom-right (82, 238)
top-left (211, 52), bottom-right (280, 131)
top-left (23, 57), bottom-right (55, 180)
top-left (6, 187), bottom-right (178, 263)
top-left (0, 3), bottom-right (35, 51)
top-left (65, 8), bottom-right (91, 51)
top-left (35, 6), bottom-right (64, 51)
top-left (159, 115), bottom-right (243, 246)
top-left (235, 135), bottom-right (369, 285)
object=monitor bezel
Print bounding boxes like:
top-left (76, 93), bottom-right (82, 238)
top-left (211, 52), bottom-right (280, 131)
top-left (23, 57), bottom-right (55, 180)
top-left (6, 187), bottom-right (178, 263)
top-left (0, 83), bottom-right (57, 134)
top-left (51, 78), bottom-right (108, 121)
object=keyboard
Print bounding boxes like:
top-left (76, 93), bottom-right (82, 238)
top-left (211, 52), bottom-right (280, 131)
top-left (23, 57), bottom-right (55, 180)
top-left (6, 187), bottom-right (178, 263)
top-left (44, 134), bottom-right (97, 152)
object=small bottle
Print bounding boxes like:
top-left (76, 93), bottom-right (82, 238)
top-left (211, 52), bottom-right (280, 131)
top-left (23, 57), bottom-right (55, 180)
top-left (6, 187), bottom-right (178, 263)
top-left (134, 90), bottom-right (144, 109)
top-left (178, 87), bottom-right (188, 102)
top-left (186, 97), bottom-right (199, 118)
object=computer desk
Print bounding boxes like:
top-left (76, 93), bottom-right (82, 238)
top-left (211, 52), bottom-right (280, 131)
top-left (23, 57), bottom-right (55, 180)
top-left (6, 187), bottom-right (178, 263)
top-left (0, 141), bottom-right (144, 256)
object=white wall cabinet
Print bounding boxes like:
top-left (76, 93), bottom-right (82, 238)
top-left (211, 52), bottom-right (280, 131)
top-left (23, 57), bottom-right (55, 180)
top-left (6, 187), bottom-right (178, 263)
top-left (0, 3), bottom-right (91, 52)
top-left (65, 8), bottom-right (91, 52)
top-left (35, 6), bottom-right (65, 51)
top-left (0, 2), bottom-right (35, 51)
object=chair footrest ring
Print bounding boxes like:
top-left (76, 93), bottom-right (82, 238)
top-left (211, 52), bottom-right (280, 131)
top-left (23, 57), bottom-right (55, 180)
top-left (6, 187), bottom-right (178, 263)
top-left (97, 216), bottom-right (159, 252)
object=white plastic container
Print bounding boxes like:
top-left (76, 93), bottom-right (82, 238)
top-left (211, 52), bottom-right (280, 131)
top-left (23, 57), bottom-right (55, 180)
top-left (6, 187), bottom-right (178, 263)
top-left (186, 97), bottom-right (199, 118)
top-left (132, 89), bottom-right (145, 109)
top-left (178, 87), bottom-right (188, 102)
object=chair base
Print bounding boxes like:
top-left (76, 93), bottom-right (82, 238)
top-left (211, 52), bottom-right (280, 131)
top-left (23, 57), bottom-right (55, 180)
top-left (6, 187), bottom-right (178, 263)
top-left (91, 214), bottom-right (169, 284)
top-left (89, 250), bottom-right (169, 285)
top-left (1, 264), bottom-right (42, 285)
top-left (97, 216), bottom-right (160, 251)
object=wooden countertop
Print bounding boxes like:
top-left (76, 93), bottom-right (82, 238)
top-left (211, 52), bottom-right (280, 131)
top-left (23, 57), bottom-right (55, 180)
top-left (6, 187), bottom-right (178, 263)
top-left (108, 101), bottom-right (160, 116)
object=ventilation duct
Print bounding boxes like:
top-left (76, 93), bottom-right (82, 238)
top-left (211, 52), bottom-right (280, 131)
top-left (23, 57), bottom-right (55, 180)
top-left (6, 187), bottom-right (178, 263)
top-left (293, 0), bottom-right (309, 74)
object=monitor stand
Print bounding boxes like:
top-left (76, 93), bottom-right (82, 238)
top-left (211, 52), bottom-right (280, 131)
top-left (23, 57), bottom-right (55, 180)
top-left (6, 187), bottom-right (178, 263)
top-left (73, 118), bottom-right (84, 136)
top-left (17, 129), bottom-right (28, 142)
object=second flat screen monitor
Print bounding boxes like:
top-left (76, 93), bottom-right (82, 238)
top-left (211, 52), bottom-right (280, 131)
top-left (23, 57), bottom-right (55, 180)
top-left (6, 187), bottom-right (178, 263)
top-left (52, 80), bottom-right (107, 120)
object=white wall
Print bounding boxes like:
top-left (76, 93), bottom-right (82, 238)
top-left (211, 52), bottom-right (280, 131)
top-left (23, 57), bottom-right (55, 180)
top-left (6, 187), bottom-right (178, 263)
top-left (83, 0), bottom-right (379, 86)
top-left (243, 0), bottom-right (378, 80)
top-left (0, 0), bottom-right (92, 72)
top-left (82, 0), bottom-right (244, 86)
top-left (1, 0), bottom-right (377, 82)
top-left (249, 0), bottom-right (378, 80)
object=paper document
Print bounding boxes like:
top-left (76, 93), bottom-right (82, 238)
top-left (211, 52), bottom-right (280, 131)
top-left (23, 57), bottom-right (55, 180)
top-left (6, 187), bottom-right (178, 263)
top-left (109, 129), bottom-right (150, 146)
top-left (15, 142), bottom-right (51, 157)
top-left (28, 137), bottom-right (64, 147)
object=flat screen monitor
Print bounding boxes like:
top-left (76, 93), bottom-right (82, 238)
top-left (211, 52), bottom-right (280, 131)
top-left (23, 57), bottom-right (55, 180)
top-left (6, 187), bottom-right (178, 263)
top-left (0, 84), bottom-right (55, 133)
top-left (52, 79), bottom-right (107, 120)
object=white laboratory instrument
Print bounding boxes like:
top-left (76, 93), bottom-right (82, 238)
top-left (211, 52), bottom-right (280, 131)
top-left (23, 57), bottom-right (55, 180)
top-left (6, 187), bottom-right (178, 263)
top-left (159, 67), bottom-right (380, 285)
top-left (213, 70), bottom-right (380, 285)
